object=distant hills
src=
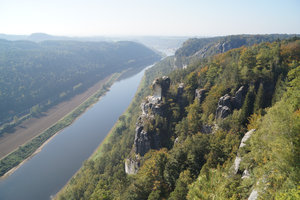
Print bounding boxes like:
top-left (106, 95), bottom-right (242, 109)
top-left (0, 39), bottom-right (161, 124)
top-left (174, 34), bottom-right (300, 67)
top-left (0, 33), bottom-right (188, 55)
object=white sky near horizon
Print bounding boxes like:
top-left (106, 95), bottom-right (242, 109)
top-left (0, 0), bottom-right (300, 37)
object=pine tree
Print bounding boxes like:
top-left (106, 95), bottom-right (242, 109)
top-left (271, 74), bottom-right (286, 105)
top-left (239, 86), bottom-right (255, 125)
top-left (253, 82), bottom-right (264, 114)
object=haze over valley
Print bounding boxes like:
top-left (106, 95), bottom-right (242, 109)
top-left (0, 0), bottom-right (299, 200)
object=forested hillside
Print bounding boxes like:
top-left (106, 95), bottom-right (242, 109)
top-left (57, 37), bottom-right (299, 200)
top-left (174, 34), bottom-right (297, 68)
top-left (0, 40), bottom-right (160, 125)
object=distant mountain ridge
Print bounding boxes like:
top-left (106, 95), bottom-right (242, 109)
top-left (0, 39), bottom-right (161, 124)
top-left (0, 33), bottom-right (188, 55)
top-left (174, 34), bottom-right (299, 67)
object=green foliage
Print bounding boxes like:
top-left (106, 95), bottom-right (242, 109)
top-left (0, 76), bottom-right (117, 177)
top-left (272, 74), bottom-right (286, 105)
top-left (169, 170), bottom-right (193, 200)
top-left (186, 99), bottom-right (202, 134)
top-left (175, 34), bottom-right (294, 68)
top-left (239, 86), bottom-right (255, 124)
top-left (0, 39), bottom-right (160, 125)
top-left (201, 85), bottom-right (226, 120)
top-left (184, 72), bottom-right (198, 103)
top-left (275, 187), bottom-right (300, 200)
top-left (206, 130), bottom-right (240, 168)
top-left (253, 82), bottom-right (264, 114)
top-left (56, 38), bottom-right (300, 200)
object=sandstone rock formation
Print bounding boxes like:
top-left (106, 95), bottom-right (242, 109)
top-left (195, 88), bottom-right (207, 104)
top-left (232, 129), bottom-right (255, 174)
top-left (125, 155), bottom-right (140, 174)
top-left (216, 86), bottom-right (247, 119)
top-left (125, 76), bottom-right (170, 174)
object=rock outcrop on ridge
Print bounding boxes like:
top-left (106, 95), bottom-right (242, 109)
top-left (125, 76), bottom-right (170, 174)
top-left (216, 86), bottom-right (247, 119)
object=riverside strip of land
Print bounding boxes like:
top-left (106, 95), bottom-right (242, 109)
top-left (0, 76), bottom-right (112, 159)
top-left (0, 74), bottom-right (120, 178)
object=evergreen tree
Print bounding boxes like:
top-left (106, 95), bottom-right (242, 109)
top-left (239, 86), bottom-right (255, 125)
top-left (271, 74), bottom-right (286, 105)
top-left (253, 82), bottom-right (264, 113)
top-left (185, 72), bottom-right (198, 103)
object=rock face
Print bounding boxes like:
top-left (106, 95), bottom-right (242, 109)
top-left (232, 129), bottom-right (256, 174)
top-left (195, 89), bottom-right (207, 103)
top-left (239, 129), bottom-right (255, 148)
top-left (232, 86), bottom-right (247, 109)
top-left (126, 76), bottom-right (170, 174)
top-left (233, 156), bottom-right (242, 174)
top-left (152, 76), bottom-right (170, 100)
top-left (177, 83), bottom-right (185, 106)
top-left (216, 94), bottom-right (232, 119)
top-left (125, 156), bottom-right (140, 175)
top-left (216, 86), bottom-right (247, 119)
top-left (134, 123), bottom-right (151, 156)
top-left (248, 189), bottom-right (258, 200)
top-left (177, 83), bottom-right (184, 97)
top-left (242, 169), bottom-right (250, 179)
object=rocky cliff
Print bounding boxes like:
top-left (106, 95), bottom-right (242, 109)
top-left (216, 86), bottom-right (247, 119)
top-left (125, 76), bottom-right (170, 174)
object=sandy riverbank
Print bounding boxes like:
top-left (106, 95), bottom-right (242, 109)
top-left (0, 75), bottom-right (112, 160)
top-left (0, 129), bottom-right (62, 179)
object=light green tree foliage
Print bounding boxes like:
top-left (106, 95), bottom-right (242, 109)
top-left (184, 72), bottom-right (198, 103)
top-left (169, 170), bottom-right (193, 200)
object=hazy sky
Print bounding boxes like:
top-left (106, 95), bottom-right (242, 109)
top-left (1, 0), bottom-right (300, 36)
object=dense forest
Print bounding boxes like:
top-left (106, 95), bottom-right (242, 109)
top-left (174, 34), bottom-right (297, 68)
top-left (57, 36), bottom-right (299, 199)
top-left (0, 40), bottom-right (160, 125)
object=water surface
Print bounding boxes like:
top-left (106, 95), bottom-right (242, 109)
top-left (0, 65), bottom-right (151, 200)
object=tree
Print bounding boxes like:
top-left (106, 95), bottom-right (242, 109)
top-left (30, 105), bottom-right (41, 116)
top-left (239, 48), bottom-right (256, 81)
top-left (169, 170), bottom-right (193, 200)
top-left (186, 99), bottom-right (202, 134)
top-left (184, 72), bottom-right (198, 103)
top-left (239, 86), bottom-right (255, 125)
top-left (253, 82), bottom-right (264, 114)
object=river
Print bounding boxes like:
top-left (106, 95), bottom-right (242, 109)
top-left (0, 65), bottom-right (151, 200)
